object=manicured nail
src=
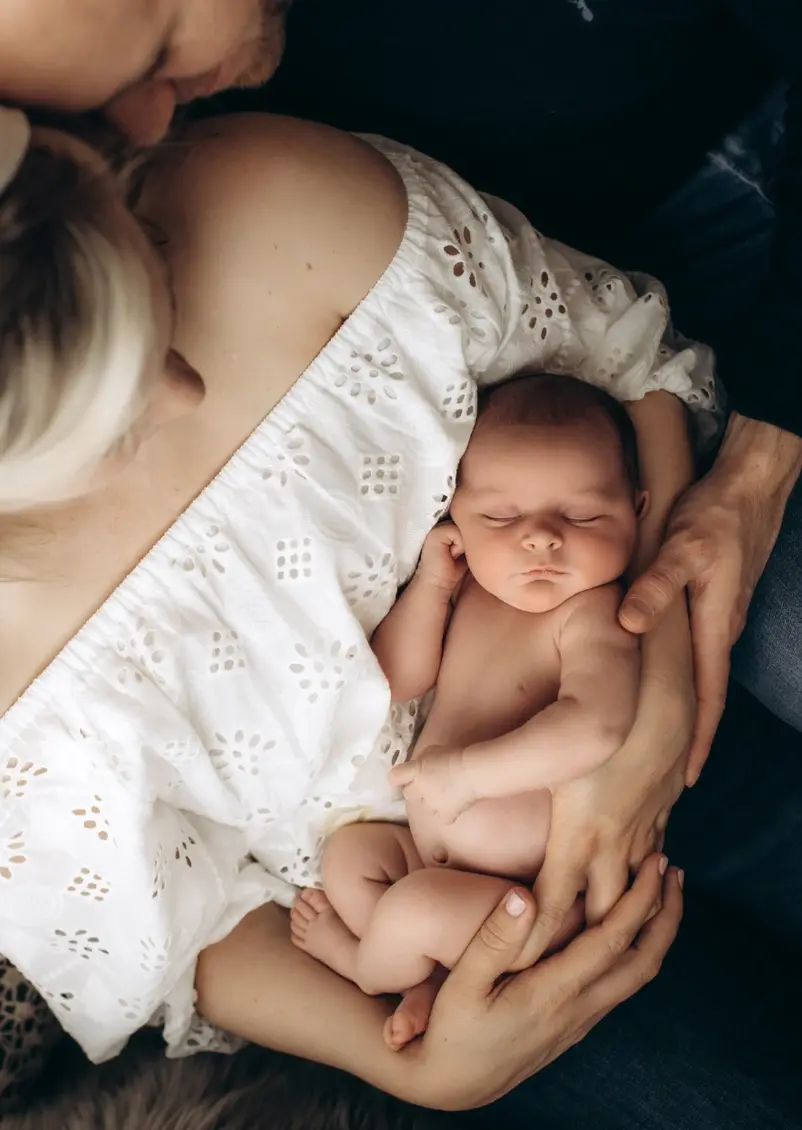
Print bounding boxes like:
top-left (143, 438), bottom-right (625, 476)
top-left (506, 890), bottom-right (527, 918)
top-left (677, 868), bottom-right (685, 889)
top-left (658, 855), bottom-right (668, 875)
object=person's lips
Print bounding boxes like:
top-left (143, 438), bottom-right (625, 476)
top-left (522, 566), bottom-right (567, 578)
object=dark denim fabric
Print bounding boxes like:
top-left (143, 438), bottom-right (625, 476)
top-left (598, 89), bottom-right (802, 733)
top-left (475, 95), bottom-right (802, 1128)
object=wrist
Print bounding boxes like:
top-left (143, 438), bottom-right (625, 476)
top-left (411, 568), bottom-right (457, 603)
top-left (717, 414), bottom-right (802, 503)
top-left (368, 1041), bottom-right (442, 1108)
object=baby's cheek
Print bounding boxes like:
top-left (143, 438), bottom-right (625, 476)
top-left (583, 531), bottom-right (631, 584)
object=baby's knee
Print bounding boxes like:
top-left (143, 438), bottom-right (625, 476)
top-left (320, 822), bottom-right (375, 880)
top-left (321, 821), bottom-right (415, 889)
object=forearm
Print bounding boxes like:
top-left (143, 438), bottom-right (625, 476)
top-left (464, 699), bottom-right (624, 797)
top-left (196, 902), bottom-right (426, 1103)
top-left (371, 575), bottom-right (451, 701)
top-left (716, 413), bottom-right (802, 506)
top-left (626, 392), bottom-right (695, 698)
top-left (627, 391), bottom-right (695, 571)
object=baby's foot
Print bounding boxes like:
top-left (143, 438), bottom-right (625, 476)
top-left (382, 976), bottom-right (440, 1051)
top-left (290, 888), bottom-right (359, 982)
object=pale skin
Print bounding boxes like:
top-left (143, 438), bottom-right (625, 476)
top-left (0, 0), bottom-right (797, 888)
top-left (291, 413), bottom-right (644, 1049)
top-left (0, 114), bottom-right (684, 1108)
top-left (0, 0), bottom-right (288, 144)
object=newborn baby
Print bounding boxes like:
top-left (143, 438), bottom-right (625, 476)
top-left (292, 371), bottom-right (646, 1049)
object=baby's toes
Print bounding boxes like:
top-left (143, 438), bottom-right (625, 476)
top-left (300, 887), bottom-right (332, 916)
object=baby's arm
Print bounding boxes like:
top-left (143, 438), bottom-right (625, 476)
top-left (461, 586), bottom-right (639, 798)
top-left (390, 585), bottom-right (639, 821)
top-left (371, 524), bottom-right (466, 702)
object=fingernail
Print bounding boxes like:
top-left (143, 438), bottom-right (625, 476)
top-left (506, 890), bottom-right (527, 918)
top-left (677, 868), bottom-right (685, 889)
top-left (658, 855), bottom-right (668, 875)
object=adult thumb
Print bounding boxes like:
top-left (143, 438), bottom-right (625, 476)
top-left (619, 553), bottom-right (690, 634)
top-left (447, 888), bottom-right (536, 995)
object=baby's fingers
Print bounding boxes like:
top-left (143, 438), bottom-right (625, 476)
top-left (388, 761), bottom-right (418, 788)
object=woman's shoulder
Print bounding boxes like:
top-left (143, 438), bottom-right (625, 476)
top-left (143, 114), bottom-right (408, 321)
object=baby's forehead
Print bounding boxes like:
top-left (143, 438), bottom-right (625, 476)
top-left (459, 419), bottom-right (628, 495)
top-left (465, 415), bottom-right (619, 463)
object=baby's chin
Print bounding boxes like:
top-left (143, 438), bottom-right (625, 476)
top-left (491, 577), bottom-right (580, 613)
top-left (490, 573), bottom-right (617, 613)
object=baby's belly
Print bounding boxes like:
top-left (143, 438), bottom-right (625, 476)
top-left (408, 790), bottom-right (552, 882)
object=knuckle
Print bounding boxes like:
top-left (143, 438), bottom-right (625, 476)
top-left (603, 927), bottom-right (631, 961)
top-left (536, 899), bottom-right (572, 927)
top-left (479, 916), bottom-right (513, 952)
top-left (638, 951), bottom-right (664, 985)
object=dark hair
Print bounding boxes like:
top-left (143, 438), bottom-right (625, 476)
top-left (476, 371), bottom-right (641, 490)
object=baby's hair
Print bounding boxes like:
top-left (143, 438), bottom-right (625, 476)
top-left (477, 371), bottom-right (641, 490)
top-left (0, 121), bottom-right (157, 512)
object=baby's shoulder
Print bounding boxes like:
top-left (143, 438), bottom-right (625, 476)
top-left (553, 583), bottom-right (631, 646)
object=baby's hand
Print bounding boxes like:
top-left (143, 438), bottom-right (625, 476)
top-left (389, 745), bottom-right (477, 825)
top-left (417, 523), bottom-right (467, 594)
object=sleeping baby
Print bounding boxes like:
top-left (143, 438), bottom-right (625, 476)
top-left (291, 371), bottom-right (648, 1050)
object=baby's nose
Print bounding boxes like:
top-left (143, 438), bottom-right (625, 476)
top-left (522, 523), bottom-right (562, 551)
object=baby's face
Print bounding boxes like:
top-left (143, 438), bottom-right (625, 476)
top-left (450, 418), bottom-right (641, 612)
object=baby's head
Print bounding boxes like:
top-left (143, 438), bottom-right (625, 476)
top-left (0, 107), bottom-right (200, 513)
top-left (450, 371), bottom-right (646, 612)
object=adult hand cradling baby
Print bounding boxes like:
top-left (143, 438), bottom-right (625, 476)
top-left (2, 2), bottom-right (801, 1126)
top-left (405, 856), bottom-right (682, 1110)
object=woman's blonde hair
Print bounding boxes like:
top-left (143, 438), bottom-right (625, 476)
top-left (0, 119), bottom-right (159, 512)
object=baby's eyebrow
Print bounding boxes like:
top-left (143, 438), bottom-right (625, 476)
top-left (572, 483), bottom-right (621, 499)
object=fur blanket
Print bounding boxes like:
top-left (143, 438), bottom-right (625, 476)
top-left (5, 1030), bottom-right (461, 1130)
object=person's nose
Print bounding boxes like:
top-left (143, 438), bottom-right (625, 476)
top-left (521, 520), bottom-right (563, 552)
top-left (105, 79), bottom-right (178, 145)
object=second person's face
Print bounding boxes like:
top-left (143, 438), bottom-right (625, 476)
top-left (0, 0), bottom-right (290, 144)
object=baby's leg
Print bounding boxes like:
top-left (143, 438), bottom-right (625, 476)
top-left (291, 822), bottom-right (421, 984)
top-left (354, 868), bottom-right (517, 998)
top-left (355, 868), bottom-right (516, 1049)
top-left (322, 821), bottom-right (423, 937)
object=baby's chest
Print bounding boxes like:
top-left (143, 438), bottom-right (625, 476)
top-left (424, 592), bottom-right (561, 747)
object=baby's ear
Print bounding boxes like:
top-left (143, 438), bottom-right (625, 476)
top-left (635, 489), bottom-right (650, 521)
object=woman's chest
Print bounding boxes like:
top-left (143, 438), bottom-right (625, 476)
top-left (0, 370), bottom-right (473, 721)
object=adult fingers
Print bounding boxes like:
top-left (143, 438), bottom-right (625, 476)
top-left (524, 854), bottom-right (587, 965)
top-left (685, 593), bottom-right (732, 787)
top-left (619, 546), bottom-right (693, 634)
top-left (539, 855), bottom-right (668, 993)
top-left (584, 852), bottom-right (631, 926)
top-left (446, 888), bottom-right (538, 998)
top-left (581, 867), bottom-right (683, 1014)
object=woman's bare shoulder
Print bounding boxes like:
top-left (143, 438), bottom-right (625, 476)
top-left (144, 114), bottom-right (408, 320)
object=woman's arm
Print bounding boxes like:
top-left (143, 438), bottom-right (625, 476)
top-left (196, 903), bottom-right (412, 1098)
top-left (195, 859), bottom-right (682, 1111)
top-left (625, 390), bottom-right (695, 701)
